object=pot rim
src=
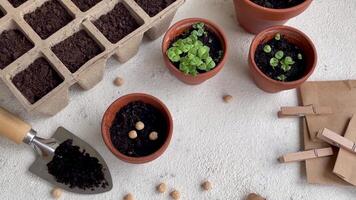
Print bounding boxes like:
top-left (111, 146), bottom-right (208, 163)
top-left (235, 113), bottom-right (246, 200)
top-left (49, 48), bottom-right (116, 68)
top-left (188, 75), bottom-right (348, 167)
top-left (162, 17), bottom-right (228, 79)
top-left (243, 0), bottom-right (313, 13)
top-left (249, 25), bottom-right (317, 85)
top-left (101, 93), bottom-right (173, 164)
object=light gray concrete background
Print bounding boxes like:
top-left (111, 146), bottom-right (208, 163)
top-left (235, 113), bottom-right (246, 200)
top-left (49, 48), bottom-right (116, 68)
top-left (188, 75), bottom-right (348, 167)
top-left (1, 0), bottom-right (356, 199)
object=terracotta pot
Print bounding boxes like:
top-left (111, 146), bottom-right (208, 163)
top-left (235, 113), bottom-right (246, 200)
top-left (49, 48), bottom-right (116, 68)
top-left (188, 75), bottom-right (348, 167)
top-left (233, 0), bottom-right (313, 34)
top-left (249, 26), bottom-right (317, 93)
top-left (101, 93), bottom-right (173, 164)
top-left (162, 18), bottom-right (228, 85)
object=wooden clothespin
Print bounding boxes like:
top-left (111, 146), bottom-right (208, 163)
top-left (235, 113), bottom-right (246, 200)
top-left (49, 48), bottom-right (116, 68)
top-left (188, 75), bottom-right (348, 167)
top-left (278, 147), bottom-right (334, 163)
top-left (317, 128), bottom-right (356, 153)
top-left (278, 105), bottom-right (333, 118)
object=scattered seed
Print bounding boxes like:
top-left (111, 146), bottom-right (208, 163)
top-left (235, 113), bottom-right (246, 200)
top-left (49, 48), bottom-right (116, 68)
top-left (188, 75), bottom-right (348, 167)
top-left (149, 131), bottom-right (158, 141)
top-left (128, 130), bottom-right (138, 139)
top-left (170, 190), bottom-right (180, 200)
top-left (247, 193), bottom-right (266, 200)
top-left (201, 181), bottom-right (212, 191)
top-left (135, 121), bottom-right (145, 130)
top-left (123, 193), bottom-right (134, 200)
top-left (114, 77), bottom-right (124, 87)
top-left (223, 95), bottom-right (233, 103)
top-left (51, 188), bottom-right (62, 199)
top-left (156, 182), bottom-right (167, 193)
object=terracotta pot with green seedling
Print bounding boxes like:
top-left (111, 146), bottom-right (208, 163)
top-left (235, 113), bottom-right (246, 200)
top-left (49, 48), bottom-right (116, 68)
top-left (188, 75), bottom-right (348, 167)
top-left (249, 26), bottom-right (317, 93)
top-left (162, 18), bottom-right (228, 85)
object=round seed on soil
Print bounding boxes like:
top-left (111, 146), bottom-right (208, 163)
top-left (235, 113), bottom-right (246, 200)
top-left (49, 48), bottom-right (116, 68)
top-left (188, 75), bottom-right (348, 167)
top-left (135, 121), bottom-right (145, 130)
top-left (170, 190), bottom-right (180, 199)
top-left (149, 131), bottom-right (158, 141)
top-left (156, 182), bottom-right (167, 193)
top-left (128, 130), bottom-right (137, 139)
top-left (201, 181), bottom-right (212, 191)
top-left (114, 77), bottom-right (124, 87)
top-left (124, 193), bottom-right (134, 200)
top-left (51, 188), bottom-right (62, 199)
top-left (223, 95), bottom-right (233, 103)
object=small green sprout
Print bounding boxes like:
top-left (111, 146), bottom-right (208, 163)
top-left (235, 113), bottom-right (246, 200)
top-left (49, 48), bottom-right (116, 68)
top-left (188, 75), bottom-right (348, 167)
top-left (277, 74), bottom-right (287, 81)
top-left (275, 51), bottom-right (284, 60)
top-left (275, 33), bottom-right (281, 41)
top-left (270, 58), bottom-right (279, 68)
top-left (263, 45), bottom-right (272, 53)
top-left (298, 53), bottom-right (303, 60)
top-left (167, 22), bottom-right (218, 76)
top-left (280, 56), bottom-right (295, 72)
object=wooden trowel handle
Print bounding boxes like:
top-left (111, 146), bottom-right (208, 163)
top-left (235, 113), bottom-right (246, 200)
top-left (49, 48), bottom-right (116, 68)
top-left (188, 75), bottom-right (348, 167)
top-left (0, 107), bottom-right (32, 144)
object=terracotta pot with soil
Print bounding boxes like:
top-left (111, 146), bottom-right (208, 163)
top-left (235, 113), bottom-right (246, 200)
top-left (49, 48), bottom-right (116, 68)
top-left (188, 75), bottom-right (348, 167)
top-left (233, 0), bottom-right (312, 34)
top-left (101, 93), bottom-right (173, 164)
top-left (162, 18), bottom-right (228, 85)
top-left (249, 25), bottom-right (317, 93)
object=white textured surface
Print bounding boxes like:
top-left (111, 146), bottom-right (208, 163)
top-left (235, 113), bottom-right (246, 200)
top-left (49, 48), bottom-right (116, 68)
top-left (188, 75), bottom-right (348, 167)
top-left (1, 0), bottom-right (356, 199)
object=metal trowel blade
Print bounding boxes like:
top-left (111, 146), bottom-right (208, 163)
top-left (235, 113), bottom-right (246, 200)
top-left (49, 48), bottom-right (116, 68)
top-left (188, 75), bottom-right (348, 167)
top-left (29, 127), bottom-right (113, 194)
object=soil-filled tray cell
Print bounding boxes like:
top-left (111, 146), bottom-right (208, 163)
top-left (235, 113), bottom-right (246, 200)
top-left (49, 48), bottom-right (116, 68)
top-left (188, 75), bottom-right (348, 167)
top-left (0, 29), bottom-right (34, 69)
top-left (135, 0), bottom-right (176, 17)
top-left (94, 3), bottom-right (140, 44)
top-left (52, 30), bottom-right (103, 73)
top-left (12, 57), bottom-right (63, 104)
top-left (71, 0), bottom-right (102, 12)
top-left (24, 0), bottom-right (73, 39)
top-left (8, 0), bottom-right (28, 8)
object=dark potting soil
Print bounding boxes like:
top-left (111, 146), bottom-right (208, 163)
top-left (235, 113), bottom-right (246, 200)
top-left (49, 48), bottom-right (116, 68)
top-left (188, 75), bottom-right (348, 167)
top-left (94, 3), bottom-right (140, 44)
top-left (135, 0), bottom-right (176, 17)
top-left (251, 0), bottom-right (305, 9)
top-left (47, 139), bottom-right (109, 190)
top-left (12, 58), bottom-right (63, 104)
top-left (8, 0), bottom-right (28, 8)
top-left (24, 0), bottom-right (73, 39)
top-left (110, 101), bottom-right (168, 157)
top-left (254, 35), bottom-right (306, 82)
top-left (52, 30), bottom-right (103, 73)
top-left (0, 30), bottom-right (34, 69)
top-left (170, 27), bottom-right (224, 73)
top-left (71, 0), bottom-right (102, 12)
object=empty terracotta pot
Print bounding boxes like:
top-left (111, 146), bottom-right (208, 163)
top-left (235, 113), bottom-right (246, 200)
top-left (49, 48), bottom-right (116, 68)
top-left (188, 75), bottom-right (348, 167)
top-left (162, 18), bottom-right (228, 85)
top-left (101, 93), bottom-right (173, 164)
top-left (233, 0), bottom-right (313, 34)
top-left (249, 26), bottom-right (317, 93)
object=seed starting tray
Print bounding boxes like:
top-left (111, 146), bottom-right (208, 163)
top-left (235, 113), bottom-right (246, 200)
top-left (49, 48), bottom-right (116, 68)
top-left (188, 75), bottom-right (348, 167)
top-left (0, 0), bottom-right (184, 115)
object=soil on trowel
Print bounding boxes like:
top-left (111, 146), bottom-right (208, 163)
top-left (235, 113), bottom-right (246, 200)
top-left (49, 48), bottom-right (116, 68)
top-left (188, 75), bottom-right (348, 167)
top-left (24, 0), bottom-right (73, 39)
top-left (94, 3), bottom-right (140, 44)
top-left (47, 139), bottom-right (109, 190)
top-left (135, 0), bottom-right (176, 17)
top-left (71, 0), bottom-right (102, 12)
top-left (12, 58), bottom-right (63, 104)
top-left (251, 0), bottom-right (305, 9)
top-left (0, 29), bottom-right (34, 69)
top-left (110, 101), bottom-right (168, 157)
top-left (52, 30), bottom-right (103, 73)
top-left (8, 0), bottom-right (28, 8)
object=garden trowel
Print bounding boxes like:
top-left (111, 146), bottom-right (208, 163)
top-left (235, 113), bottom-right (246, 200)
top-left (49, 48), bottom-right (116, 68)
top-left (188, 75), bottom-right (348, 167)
top-left (0, 107), bottom-right (113, 194)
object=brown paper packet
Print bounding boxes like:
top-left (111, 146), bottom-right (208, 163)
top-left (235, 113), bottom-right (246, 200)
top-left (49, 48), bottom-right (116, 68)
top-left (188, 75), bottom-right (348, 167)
top-left (300, 80), bottom-right (356, 142)
top-left (333, 116), bottom-right (356, 186)
top-left (303, 119), bottom-right (349, 185)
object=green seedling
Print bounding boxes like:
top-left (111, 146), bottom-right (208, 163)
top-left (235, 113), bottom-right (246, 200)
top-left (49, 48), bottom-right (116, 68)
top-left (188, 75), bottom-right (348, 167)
top-left (166, 22), bottom-right (217, 76)
top-left (298, 53), bottom-right (303, 60)
top-left (280, 56), bottom-right (295, 72)
top-left (277, 74), bottom-right (287, 81)
top-left (263, 45), bottom-right (272, 53)
top-left (269, 58), bottom-right (279, 69)
top-left (275, 33), bottom-right (281, 41)
top-left (275, 51), bottom-right (284, 60)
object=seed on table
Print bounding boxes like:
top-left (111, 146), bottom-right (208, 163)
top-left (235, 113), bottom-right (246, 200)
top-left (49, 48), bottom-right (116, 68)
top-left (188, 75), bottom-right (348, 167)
top-left (135, 121), bottom-right (145, 130)
top-left (201, 180), bottom-right (212, 191)
top-left (123, 193), bottom-right (134, 200)
top-left (170, 190), bottom-right (180, 199)
top-left (149, 131), bottom-right (158, 141)
top-left (246, 193), bottom-right (265, 200)
top-left (156, 182), bottom-right (167, 193)
top-left (223, 95), bottom-right (233, 103)
top-left (51, 188), bottom-right (62, 199)
top-left (114, 77), bottom-right (124, 87)
top-left (128, 130), bottom-right (138, 139)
